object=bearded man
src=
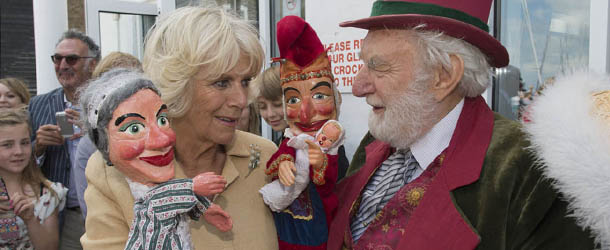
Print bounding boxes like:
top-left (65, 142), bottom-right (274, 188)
top-left (327, 0), bottom-right (595, 249)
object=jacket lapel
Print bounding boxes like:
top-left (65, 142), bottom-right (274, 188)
top-left (396, 96), bottom-right (494, 250)
top-left (328, 140), bottom-right (391, 250)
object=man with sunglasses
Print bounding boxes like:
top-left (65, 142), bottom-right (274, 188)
top-left (28, 29), bottom-right (99, 250)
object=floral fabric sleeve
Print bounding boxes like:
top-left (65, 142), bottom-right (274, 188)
top-left (34, 181), bottom-right (68, 224)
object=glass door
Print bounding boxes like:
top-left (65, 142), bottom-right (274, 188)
top-left (85, 0), bottom-right (159, 59)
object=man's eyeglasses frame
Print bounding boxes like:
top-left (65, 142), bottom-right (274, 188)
top-left (51, 54), bottom-right (95, 66)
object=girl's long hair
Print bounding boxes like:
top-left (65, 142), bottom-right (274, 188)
top-left (0, 108), bottom-right (55, 198)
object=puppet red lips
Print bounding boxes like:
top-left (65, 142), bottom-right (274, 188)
top-left (295, 120), bottom-right (327, 132)
top-left (139, 149), bottom-right (174, 166)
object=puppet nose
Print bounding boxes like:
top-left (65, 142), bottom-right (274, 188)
top-left (299, 99), bottom-right (313, 123)
top-left (146, 125), bottom-right (175, 149)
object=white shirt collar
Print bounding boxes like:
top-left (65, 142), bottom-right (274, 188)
top-left (410, 99), bottom-right (464, 170)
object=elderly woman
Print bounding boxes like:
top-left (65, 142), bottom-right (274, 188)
top-left (81, 6), bottom-right (278, 250)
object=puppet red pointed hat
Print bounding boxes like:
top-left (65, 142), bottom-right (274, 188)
top-left (276, 16), bottom-right (333, 85)
top-left (340, 0), bottom-right (509, 68)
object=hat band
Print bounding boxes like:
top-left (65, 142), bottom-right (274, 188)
top-left (370, 1), bottom-right (489, 32)
top-left (280, 69), bottom-right (333, 85)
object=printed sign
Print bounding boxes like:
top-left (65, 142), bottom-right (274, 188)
top-left (306, 0), bottom-right (375, 93)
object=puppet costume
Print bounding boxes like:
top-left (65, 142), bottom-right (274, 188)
top-left (262, 15), bottom-right (341, 250)
top-left (261, 120), bottom-right (344, 213)
top-left (265, 132), bottom-right (338, 250)
top-left (125, 179), bottom-right (211, 250)
top-left (0, 179), bottom-right (67, 250)
top-left (260, 130), bottom-right (314, 212)
top-left (524, 72), bottom-right (610, 249)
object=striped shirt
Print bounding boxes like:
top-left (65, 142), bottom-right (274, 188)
top-left (125, 179), bottom-right (210, 250)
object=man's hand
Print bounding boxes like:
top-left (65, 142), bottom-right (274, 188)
top-left (305, 140), bottom-right (324, 170)
top-left (203, 204), bottom-right (232, 232)
top-left (35, 124), bottom-right (64, 156)
top-left (65, 108), bottom-right (83, 139)
top-left (278, 161), bottom-right (296, 186)
top-left (192, 172), bottom-right (227, 197)
top-left (11, 185), bottom-right (36, 222)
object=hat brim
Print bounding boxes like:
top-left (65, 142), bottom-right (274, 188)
top-left (340, 14), bottom-right (509, 68)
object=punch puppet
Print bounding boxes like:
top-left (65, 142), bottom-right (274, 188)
top-left (79, 69), bottom-right (232, 250)
top-left (260, 16), bottom-right (342, 250)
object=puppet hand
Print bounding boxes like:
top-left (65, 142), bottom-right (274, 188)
top-left (11, 185), bottom-right (36, 222)
top-left (279, 161), bottom-right (296, 186)
top-left (305, 140), bottom-right (324, 170)
top-left (203, 204), bottom-right (233, 232)
top-left (193, 172), bottom-right (227, 197)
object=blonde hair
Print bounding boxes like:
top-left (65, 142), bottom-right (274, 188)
top-left (0, 109), bottom-right (54, 198)
top-left (0, 78), bottom-right (31, 105)
top-left (251, 65), bottom-right (282, 101)
top-left (92, 52), bottom-right (142, 79)
top-left (143, 6), bottom-right (264, 118)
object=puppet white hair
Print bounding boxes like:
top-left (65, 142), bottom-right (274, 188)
top-left (79, 68), bottom-right (160, 163)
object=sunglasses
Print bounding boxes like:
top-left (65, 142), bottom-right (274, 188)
top-left (51, 54), bottom-right (95, 66)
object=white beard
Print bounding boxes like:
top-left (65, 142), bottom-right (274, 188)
top-left (368, 79), bottom-right (437, 150)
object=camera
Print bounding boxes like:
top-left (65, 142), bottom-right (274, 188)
top-left (55, 111), bottom-right (75, 138)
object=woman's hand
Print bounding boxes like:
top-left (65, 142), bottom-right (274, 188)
top-left (11, 185), bottom-right (36, 222)
top-left (279, 161), bottom-right (296, 186)
top-left (193, 172), bottom-right (227, 197)
top-left (203, 204), bottom-right (233, 232)
top-left (305, 140), bottom-right (324, 170)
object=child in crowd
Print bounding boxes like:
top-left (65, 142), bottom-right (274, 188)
top-left (0, 108), bottom-right (67, 250)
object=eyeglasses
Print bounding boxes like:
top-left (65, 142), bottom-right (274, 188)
top-left (51, 54), bottom-right (95, 65)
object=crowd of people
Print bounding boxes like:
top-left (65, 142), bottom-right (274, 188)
top-left (0, 0), bottom-right (607, 249)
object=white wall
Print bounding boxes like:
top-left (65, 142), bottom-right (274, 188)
top-left (305, 0), bottom-right (375, 161)
top-left (33, 0), bottom-right (68, 94)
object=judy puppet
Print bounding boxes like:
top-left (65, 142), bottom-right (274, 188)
top-left (262, 16), bottom-right (342, 250)
top-left (79, 68), bottom-right (231, 250)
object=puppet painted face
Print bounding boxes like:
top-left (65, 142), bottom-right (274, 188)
top-left (315, 121), bottom-right (341, 149)
top-left (283, 76), bottom-right (337, 136)
top-left (107, 89), bottom-right (176, 186)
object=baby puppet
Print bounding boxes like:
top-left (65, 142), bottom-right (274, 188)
top-left (262, 16), bottom-right (341, 249)
top-left (315, 120), bottom-right (344, 154)
top-left (260, 120), bottom-right (344, 212)
top-left (79, 68), bottom-right (232, 250)
top-left (524, 72), bottom-right (610, 247)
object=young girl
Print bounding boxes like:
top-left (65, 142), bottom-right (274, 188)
top-left (0, 109), bottom-right (67, 250)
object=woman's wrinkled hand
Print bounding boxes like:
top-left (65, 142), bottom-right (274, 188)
top-left (193, 172), bottom-right (227, 197)
top-left (278, 161), bottom-right (296, 186)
